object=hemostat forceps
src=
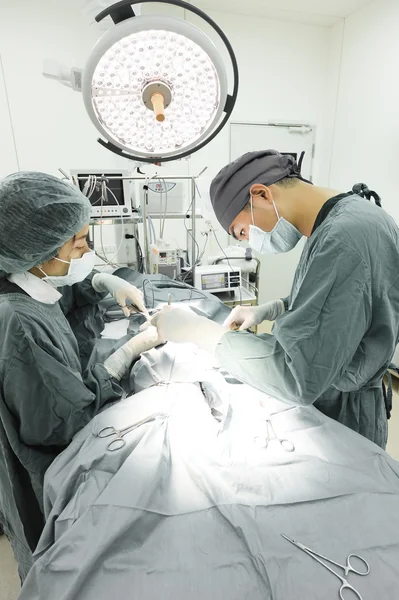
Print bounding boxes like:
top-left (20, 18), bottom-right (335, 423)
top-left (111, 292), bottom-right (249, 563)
top-left (281, 534), bottom-right (370, 600)
top-left (98, 412), bottom-right (167, 451)
top-left (254, 418), bottom-right (295, 452)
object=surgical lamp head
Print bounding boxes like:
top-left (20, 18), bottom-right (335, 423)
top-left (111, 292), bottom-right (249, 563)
top-left (80, 0), bottom-right (239, 163)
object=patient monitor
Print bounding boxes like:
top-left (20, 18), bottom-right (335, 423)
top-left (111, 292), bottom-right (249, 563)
top-left (194, 265), bottom-right (241, 294)
top-left (71, 169), bottom-right (134, 218)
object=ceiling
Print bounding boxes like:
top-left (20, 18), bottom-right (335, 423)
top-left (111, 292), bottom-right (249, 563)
top-left (80, 0), bottom-right (375, 28)
top-left (79, 0), bottom-right (142, 29)
top-left (192, 0), bottom-right (375, 26)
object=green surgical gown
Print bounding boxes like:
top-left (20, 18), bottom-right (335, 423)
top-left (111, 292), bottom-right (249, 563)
top-left (0, 274), bottom-right (122, 580)
top-left (217, 195), bottom-right (399, 449)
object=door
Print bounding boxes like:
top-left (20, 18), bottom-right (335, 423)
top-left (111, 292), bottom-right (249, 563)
top-left (229, 123), bottom-right (315, 305)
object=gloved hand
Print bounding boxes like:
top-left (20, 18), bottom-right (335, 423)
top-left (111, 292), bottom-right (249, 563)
top-left (223, 299), bottom-right (285, 331)
top-left (149, 306), bottom-right (228, 355)
top-left (92, 273), bottom-right (148, 318)
top-left (104, 326), bottom-right (163, 381)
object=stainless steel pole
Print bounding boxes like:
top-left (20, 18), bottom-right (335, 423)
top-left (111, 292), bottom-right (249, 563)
top-left (142, 186), bottom-right (149, 273)
top-left (76, 175), bottom-right (195, 181)
top-left (75, 173), bottom-right (206, 278)
top-left (191, 177), bottom-right (196, 284)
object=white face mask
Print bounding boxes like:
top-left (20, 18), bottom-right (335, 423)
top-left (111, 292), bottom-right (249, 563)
top-left (248, 198), bottom-right (302, 254)
top-left (39, 251), bottom-right (96, 287)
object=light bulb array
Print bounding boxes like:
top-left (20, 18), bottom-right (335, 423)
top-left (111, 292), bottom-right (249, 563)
top-left (90, 29), bottom-right (221, 155)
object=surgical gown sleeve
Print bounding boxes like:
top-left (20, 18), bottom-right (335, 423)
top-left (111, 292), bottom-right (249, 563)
top-left (59, 271), bottom-right (107, 316)
top-left (216, 240), bottom-right (371, 404)
top-left (2, 312), bottom-right (122, 446)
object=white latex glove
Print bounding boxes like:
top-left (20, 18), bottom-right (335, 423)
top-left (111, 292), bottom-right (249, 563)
top-left (104, 326), bottom-right (163, 381)
top-left (223, 299), bottom-right (285, 331)
top-left (92, 273), bottom-right (148, 318)
top-left (149, 306), bottom-right (228, 355)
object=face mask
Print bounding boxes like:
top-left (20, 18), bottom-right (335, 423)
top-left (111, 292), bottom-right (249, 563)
top-left (248, 198), bottom-right (302, 254)
top-left (39, 251), bottom-right (96, 287)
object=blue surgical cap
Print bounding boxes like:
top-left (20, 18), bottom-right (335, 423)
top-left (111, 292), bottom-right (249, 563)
top-left (0, 172), bottom-right (91, 273)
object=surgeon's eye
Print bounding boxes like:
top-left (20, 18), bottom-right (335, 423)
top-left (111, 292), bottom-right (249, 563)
top-left (74, 235), bottom-right (90, 249)
top-left (240, 229), bottom-right (245, 238)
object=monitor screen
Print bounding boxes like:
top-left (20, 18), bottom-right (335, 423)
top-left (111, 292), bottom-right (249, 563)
top-left (201, 273), bottom-right (225, 290)
top-left (76, 173), bottom-right (125, 207)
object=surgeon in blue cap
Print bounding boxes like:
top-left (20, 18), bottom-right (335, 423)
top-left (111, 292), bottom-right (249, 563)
top-left (152, 149), bottom-right (399, 452)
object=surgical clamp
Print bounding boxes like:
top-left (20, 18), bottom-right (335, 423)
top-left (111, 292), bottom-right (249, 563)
top-left (281, 534), bottom-right (370, 600)
top-left (254, 418), bottom-right (295, 452)
top-left (97, 412), bottom-right (167, 452)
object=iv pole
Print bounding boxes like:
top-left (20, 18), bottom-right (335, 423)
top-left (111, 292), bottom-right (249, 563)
top-left (77, 171), bottom-right (206, 282)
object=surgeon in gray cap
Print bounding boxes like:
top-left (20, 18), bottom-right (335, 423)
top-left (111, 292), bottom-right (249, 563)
top-left (151, 149), bottom-right (399, 451)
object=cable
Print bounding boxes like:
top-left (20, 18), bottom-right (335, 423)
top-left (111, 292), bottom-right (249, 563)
top-left (211, 229), bottom-right (234, 272)
top-left (90, 175), bottom-right (95, 198)
top-left (136, 237), bottom-right (144, 273)
top-left (81, 175), bottom-right (115, 267)
top-left (211, 228), bottom-right (243, 305)
top-left (164, 279), bottom-right (208, 301)
top-left (142, 278), bottom-right (156, 308)
top-left (96, 178), bottom-right (125, 269)
top-left (180, 228), bottom-right (209, 284)
top-left (141, 173), bottom-right (158, 273)
top-left (143, 276), bottom-right (208, 305)
top-left (246, 281), bottom-right (258, 294)
top-left (89, 175), bottom-right (97, 199)
top-left (99, 179), bottom-right (106, 262)
top-left (182, 232), bottom-right (209, 282)
top-left (80, 174), bottom-right (129, 269)
top-left (161, 178), bottom-right (168, 239)
top-left (159, 180), bottom-right (163, 239)
top-left (183, 185), bottom-right (200, 267)
top-left (80, 175), bottom-right (117, 267)
top-left (84, 174), bottom-right (99, 201)
top-left (198, 232), bottom-right (209, 263)
top-left (147, 215), bottom-right (156, 245)
top-left (103, 182), bottom-right (125, 264)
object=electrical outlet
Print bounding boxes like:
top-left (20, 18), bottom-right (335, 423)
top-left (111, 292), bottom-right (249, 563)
top-left (204, 220), bottom-right (214, 234)
top-left (102, 245), bottom-right (117, 255)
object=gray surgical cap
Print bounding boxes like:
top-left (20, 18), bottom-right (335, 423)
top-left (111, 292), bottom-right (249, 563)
top-left (0, 172), bottom-right (91, 273)
top-left (210, 149), bottom-right (311, 232)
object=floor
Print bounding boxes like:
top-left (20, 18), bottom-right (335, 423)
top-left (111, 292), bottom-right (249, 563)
top-left (0, 536), bottom-right (19, 600)
top-left (1, 386), bottom-right (399, 599)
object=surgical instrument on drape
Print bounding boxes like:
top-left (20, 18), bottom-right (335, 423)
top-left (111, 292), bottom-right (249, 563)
top-left (97, 413), bottom-right (168, 451)
top-left (254, 419), bottom-right (295, 452)
top-left (281, 534), bottom-right (370, 600)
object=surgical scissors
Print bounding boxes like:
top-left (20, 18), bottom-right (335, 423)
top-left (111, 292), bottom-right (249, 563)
top-left (254, 419), bottom-right (295, 452)
top-left (98, 413), bottom-right (167, 451)
top-left (281, 534), bottom-right (370, 600)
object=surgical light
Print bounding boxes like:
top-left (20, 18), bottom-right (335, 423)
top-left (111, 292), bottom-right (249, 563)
top-left (81, 0), bottom-right (239, 162)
